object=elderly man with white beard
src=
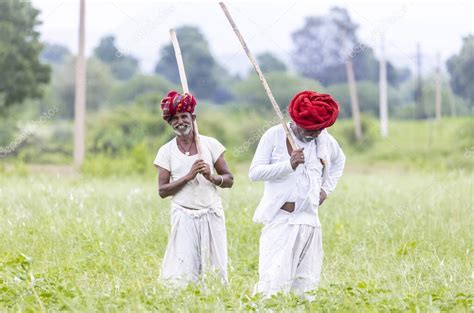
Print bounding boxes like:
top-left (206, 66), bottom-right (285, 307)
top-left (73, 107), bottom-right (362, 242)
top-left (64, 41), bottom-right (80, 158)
top-left (154, 90), bottom-right (234, 287)
top-left (249, 90), bottom-right (346, 300)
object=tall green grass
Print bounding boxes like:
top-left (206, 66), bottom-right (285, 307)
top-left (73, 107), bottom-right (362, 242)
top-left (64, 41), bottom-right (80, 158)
top-left (0, 169), bottom-right (471, 311)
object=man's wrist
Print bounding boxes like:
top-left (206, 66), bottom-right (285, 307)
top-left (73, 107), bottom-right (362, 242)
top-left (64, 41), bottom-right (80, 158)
top-left (212, 175), bottom-right (224, 186)
top-left (210, 175), bottom-right (217, 184)
top-left (184, 174), bottom-right (193, 182)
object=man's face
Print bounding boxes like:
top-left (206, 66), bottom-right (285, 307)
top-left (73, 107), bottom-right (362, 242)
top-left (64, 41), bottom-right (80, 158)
top-left (293, 124), bottom-right (323, 143)
top-left (169, 112), bottom-right (194, 136)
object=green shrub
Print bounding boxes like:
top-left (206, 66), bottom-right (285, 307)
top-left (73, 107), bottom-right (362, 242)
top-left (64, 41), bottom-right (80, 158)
top-left (340, 115), bottom-right (378, 152)
top-left (457, 118), bottom-right (474, 149)
top-left (81, 141), bottom-right (155, 176)
top-left (87, 106), bottom-right (171, 155)
top-left (112, 74), bottom-right (177, 106)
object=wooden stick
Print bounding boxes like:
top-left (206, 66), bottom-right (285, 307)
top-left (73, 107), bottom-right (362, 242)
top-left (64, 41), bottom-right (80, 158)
top-left (219, 2), bottom-right (297, 150)
top-left (169, 29), bottom-right (202, 157)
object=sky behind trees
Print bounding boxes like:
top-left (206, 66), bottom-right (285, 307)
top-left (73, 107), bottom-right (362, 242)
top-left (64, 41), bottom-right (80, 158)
top-left (32, 0), bottom-right (473, 75)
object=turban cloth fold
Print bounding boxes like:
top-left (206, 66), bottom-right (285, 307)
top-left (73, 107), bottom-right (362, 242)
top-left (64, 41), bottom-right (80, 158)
top-left (288, 90), bottom-right (339, 130)
top-left (161, 91), bottom-right (197, 121)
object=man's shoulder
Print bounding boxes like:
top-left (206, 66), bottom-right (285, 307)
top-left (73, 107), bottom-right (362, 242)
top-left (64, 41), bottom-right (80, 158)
top-left (158, 138), bottom-right (175, 153)
top-left (319, 129), bottom-right (343, 151)
top-left (319, 129), bottom-right (335, 142)
top-left (199, 134), bottom-right (216, 141)
top-left (262, 124), bottom-right (284, 137)
top-left (199, 135), bottom-right (227, 152)
top-left (199, 135), bottom-right (221, 145)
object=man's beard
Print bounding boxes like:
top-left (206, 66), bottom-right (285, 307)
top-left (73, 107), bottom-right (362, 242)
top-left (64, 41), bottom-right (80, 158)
top-left (291, 123), bottom-right (315, 143)
top-left (297, 129), bottom-right (316, 143)
top-left (173, 124), bottom-right (192, 136)
top-left (302, 135), bottom-right (315, 143)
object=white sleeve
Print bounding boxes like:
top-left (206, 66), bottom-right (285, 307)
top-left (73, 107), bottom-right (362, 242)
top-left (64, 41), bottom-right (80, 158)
top-left (248, 129), bottom-right (294, 182)
top-left (322, 136), bottom-right (345, 195)
top-left (153, 144), bottom-right (171, 171)
top-left (208, 137), bottom-right (226, 165)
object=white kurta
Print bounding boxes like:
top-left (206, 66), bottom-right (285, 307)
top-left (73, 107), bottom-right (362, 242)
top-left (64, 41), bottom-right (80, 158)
top-left (154, 136), bottom-right (228, 287)
top-left (249, 123), bottom-right (345, 297)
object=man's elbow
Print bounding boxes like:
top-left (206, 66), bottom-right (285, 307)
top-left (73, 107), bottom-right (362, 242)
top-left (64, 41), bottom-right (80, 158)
top-left (158, 188), bottom-right (168, 199)
top-left (248, 168), bottom-right (258, 182)
top-left (226, 174), bottom-right (235, 188)
top-left (339, 150), bottom-right (346, 166)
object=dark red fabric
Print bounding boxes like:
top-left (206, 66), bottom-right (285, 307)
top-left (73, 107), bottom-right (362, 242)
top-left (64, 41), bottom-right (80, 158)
top-left (288, 90), bottom-right (339, 130)
top-left (161, 90), bottom-right (197, 121)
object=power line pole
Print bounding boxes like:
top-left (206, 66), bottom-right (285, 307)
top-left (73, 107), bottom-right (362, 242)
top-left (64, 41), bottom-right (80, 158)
top-left (346, 57), bottom-right (363, 141)
top-left (340, 29), bottom-right (362, 141)
top-left (74, 0), bottom-right (86, 168)
top-left (415, 43), bottom-right (424, 118)
top-left (379, 36), bottom-right (388, 137)
top-left (435, 52), bottom-right (442, 121)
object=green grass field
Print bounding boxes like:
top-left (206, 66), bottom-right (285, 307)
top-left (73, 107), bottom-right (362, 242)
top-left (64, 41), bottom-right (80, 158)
top-left (1, 167), bottom-right (472, 311)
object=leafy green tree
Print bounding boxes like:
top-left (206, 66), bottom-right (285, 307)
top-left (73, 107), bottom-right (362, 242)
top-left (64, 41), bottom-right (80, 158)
top-left (447, 34), bottom-right (474, 106)
top-left (387, 63), bottom-right (411, 87)
top-left (320, 47), bottom-right (410, 86)
top-left (327, 81), bottom-right (403, 118)
top-left (41, 43), bottom-right (71, 65)
top-left (94, 35), bottom-right (139, 80)
top-left (291, 7), bottom-right (409, 86)
top-left (211, 64), bottom-right (238, 104)
top-left (112, 74), bottom-right (177, 105)
top-left (233, 71), bottom-right (325, 112)
top-left (110, 56), bottom-right (139, 80)
top-left (94, 36), bottom-right (117, 63)
top-left (291, 7), bottom-right (357, 84)
top-left (45, 57), bottom-right (114, 119)
top-left (0, 0), bottom-right (50, 108)
top-left (155, 26), bottom-right (218, 99)
top-left (257, 52), bottom-right (287, 73)
top-left (86, 58), bottom-right (115, 111)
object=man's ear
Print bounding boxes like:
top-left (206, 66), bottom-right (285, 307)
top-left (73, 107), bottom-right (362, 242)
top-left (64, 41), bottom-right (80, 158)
top-left (192, 114), bottom-right (196, 122)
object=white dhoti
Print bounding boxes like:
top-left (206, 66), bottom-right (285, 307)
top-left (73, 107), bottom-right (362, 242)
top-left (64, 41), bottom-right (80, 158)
top-left (159, 205), bottom-right (228, 287)
top-left (255, 211), bottom-right (323, 297)
top-left (249, 124), bottom-right (345, 299)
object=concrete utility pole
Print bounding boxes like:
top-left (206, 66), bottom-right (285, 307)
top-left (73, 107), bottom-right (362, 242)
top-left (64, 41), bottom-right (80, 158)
top-left (435, 52), bottom-right (442, 121)
top-left (74, 0), bottom-right (86, 168)
top-left (415, 43), bottom-right (423, 118)
top-left (379, 36), bottom-right (388, 137)
top-left (346, 57), bottom-right (363, 141)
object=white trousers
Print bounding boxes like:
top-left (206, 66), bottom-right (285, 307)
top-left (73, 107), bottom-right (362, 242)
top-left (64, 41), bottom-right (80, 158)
top-left (160, 205), bottom-right (228, 287)
top-left (256, 211), bottom-right (323, 297)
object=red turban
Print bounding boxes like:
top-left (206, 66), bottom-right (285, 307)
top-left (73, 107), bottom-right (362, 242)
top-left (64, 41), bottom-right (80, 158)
top-left (288, 90), bottom-right (339, 130)
top-left (161, 90), bottom-right (197, 121)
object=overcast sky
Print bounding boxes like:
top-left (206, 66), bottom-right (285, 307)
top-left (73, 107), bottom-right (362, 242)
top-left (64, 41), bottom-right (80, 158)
top-left (32, 0), bottom-right (473, 75)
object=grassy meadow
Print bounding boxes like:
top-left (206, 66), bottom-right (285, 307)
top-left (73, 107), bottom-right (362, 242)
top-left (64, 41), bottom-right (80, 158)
top-left (0, 168), bottom-right (472, 311)
top-left (0, 117), bottom-right (472, 311)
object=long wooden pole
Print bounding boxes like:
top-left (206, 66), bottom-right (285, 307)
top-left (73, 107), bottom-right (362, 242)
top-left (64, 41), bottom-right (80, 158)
top-left (435, 52), bottom-right (442, 121)
top-left (346, 58), bottom-right (363, 140)
top-left (219, 2), bottom-right (297, 150)
top-left (169, 29), bottom-right (202, 158)
top-left (379, 35), bottom-right (388, 138)
top-left (74, 0), bottom-right (86, 168)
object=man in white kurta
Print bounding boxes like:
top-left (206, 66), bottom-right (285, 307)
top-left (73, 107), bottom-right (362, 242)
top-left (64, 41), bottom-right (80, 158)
top-left (249, 90), bottom-right (345, 298)
top-left (154, 90), bottom-right (234, 287)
